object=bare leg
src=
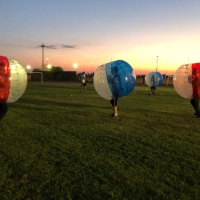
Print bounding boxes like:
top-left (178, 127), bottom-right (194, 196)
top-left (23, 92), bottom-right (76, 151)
top-left (113, 106), bottom-right (118, 117)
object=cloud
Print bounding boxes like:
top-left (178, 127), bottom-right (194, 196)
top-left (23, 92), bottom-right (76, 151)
top-left (45, 45), bottom-right (57, 49)
top-left (61, 44), bottom-right (76, 49)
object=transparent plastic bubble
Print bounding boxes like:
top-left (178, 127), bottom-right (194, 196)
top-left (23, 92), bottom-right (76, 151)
top-left (0, 56), bottom-right (27, 103)
top-left (93, 60), bottom-right (136, 100)
top-left (173, 63), bottom-right (200, 99)
top-left (145, 72), bottom-right (163, 87)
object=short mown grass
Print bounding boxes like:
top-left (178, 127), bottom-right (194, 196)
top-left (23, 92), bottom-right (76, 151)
top-left (0, 82), bottom-right (199, 199)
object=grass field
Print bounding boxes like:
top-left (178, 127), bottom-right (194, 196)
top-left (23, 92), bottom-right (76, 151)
top-left (0, 82), bottom-right (199, 200)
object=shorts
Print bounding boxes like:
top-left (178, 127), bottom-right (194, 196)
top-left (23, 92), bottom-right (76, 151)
top-left (81, 82), bottom-right (86, 87)
top-left (110, 98), bottom-right (118, 107)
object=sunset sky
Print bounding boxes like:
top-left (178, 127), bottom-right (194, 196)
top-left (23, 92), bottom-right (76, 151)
top-left (1, 0), bottom-right (200, 74)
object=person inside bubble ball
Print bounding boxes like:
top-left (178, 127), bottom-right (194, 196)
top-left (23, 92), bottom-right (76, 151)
top-left (190, 68), bottom-right (200, 117)
top-left (80, 72), bottom-right (86, 92)
top-left (109, 65), bottom-right (120, 118)
top-left (149, 75), bottom-right (157, 95)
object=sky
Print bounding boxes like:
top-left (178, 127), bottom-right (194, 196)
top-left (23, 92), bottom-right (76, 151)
top-left (1, 0), bottom-right (200, 74)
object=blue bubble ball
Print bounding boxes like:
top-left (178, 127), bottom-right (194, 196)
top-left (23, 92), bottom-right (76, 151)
top-left (93, 60), bottom-right (136, 100)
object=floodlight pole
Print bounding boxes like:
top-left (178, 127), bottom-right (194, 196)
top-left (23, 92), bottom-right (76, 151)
top-left (156, 56), bottom-right (158, 72)
top-left (41, 43), bottom-right (45, 70)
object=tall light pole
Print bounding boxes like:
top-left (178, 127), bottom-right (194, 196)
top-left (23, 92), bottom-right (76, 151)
top-left (156, 56), bottom-right (158, 72)
top-left (41, 43), bottom-right (45, 70)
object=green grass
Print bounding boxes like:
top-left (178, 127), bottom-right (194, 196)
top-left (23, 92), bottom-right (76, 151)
top-left (0, 82), bottom-right (200, 200)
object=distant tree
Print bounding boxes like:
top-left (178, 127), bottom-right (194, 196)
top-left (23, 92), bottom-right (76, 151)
top-left (32, 68), bottom-right (42, 72)
top-left (51, 66), bottom-right (64, 72)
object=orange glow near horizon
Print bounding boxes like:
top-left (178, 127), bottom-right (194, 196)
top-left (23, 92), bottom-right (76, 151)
top-left (3, 36), bottom-right (200, 76)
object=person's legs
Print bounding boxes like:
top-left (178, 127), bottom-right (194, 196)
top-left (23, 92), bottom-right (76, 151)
top-left (80, 83), bottom-right (83, 92)
top-left (154, 87), bottom-right (156, 94)
top-left (149, 86), bottom-right (155, 94)
top-left (190, 99), bottom-right (197, 114)
top-left (152, 86), bottom-right (156, 94)
top-left (110, 99), bottom-right (114, 107)
top-left (196, 99), bottom-right (200, 117)
top-left (190, 99), bottom-right (200, 117)
top-left (196, 99), bottom-right (199, 110)
top-left (83, 83), bottom-right (86, 91)
top-left (110, 98), bottom-right (118, 117)
top-left (113, 106), bottom-right (118, 117)
top-left (0, 103), bottom-right (8, 121)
